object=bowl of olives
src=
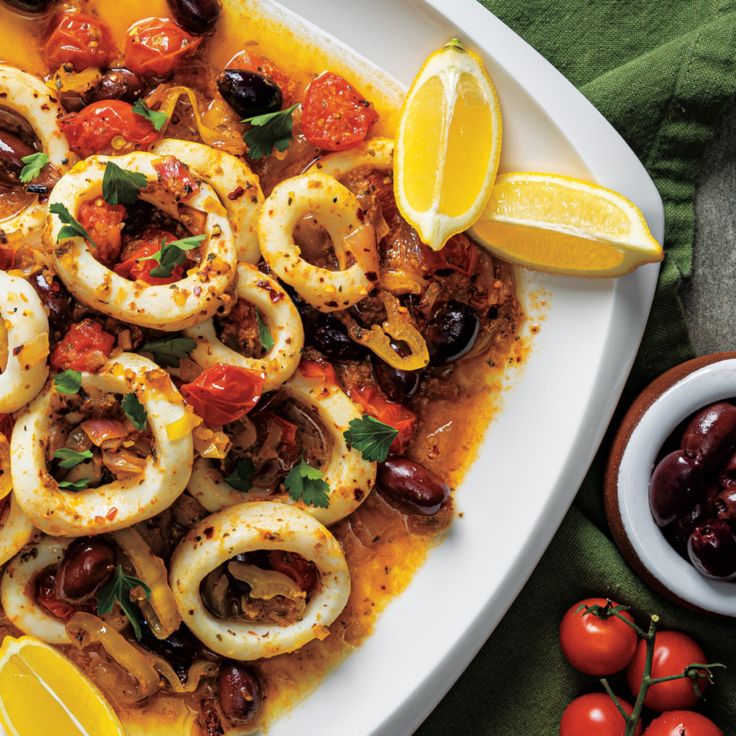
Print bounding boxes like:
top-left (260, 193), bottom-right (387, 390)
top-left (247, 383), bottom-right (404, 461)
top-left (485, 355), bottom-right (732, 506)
top-left (605, 352), bottom-right (736, 616)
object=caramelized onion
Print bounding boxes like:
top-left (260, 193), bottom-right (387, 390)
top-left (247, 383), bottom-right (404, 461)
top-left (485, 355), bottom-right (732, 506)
top-left (102, 448), bottom-right (147, 478)
top-left (151, 656), bottom-right (218, 694)
top-left (227, 561), bottom-right (305, 603)
top-left (81, 419), bottom-right (129, 447)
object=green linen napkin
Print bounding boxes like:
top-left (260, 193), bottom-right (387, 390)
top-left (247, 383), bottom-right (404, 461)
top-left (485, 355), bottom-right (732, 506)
top-left (417, 1), bottom-right (736, 733)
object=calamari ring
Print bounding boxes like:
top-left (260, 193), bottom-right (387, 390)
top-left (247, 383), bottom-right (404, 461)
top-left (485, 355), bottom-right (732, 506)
top-left (0, 64), bottom-right (74, 249)
top-left (0, 494), bottom-right (34, 566)
top-left (151, 138), bottom-right (264, 263)
top-left (185, 264), bottom-right (304, 392)
top-left (169, 501), bottom-right (350, 660)
top-left (309, 137), bottom-right (394, 179)
top-left (11, 352), bottom-right (194, 537)
top-left (1, 536), bottom-right (71, 644)
top-left (0, 271), bottom-right (49, 412)
top-left (47, 152), bottom-right (237, 331)
top-left (188, 367), bottom-right (375, 526)
top-left (257, 171), bottom-right (378, 312)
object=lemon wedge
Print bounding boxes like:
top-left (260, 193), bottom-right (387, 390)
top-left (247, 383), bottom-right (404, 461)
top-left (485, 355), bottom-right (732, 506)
top-left (470, 172), bottom-right (663, 277)
top-left (0, 635), bottom-right (125, 736)
top-left (394, 39), bottom-right (502, 251)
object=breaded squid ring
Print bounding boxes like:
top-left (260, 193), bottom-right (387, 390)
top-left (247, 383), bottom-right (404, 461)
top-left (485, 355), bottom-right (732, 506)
top-left (169, 501), bottom-right (350, 660)
top-left (151, 138), bottom-right (264, 263)
top-left (0, 64), bottom-right (74, 249)
top-left (309, 137), bottom-right (394, 179)
top-left (0, 271), bottom-right (49, 412)
top-left (1, 536), bottom-right (72, 645)
top-left (188, 367), bottom-right (375, 526)
top-left (0, 495), bottom-right (34, 566)
top-left (47, 152), bottom-right (237, 331)
top-left (11, 352), bottom-right (194, 537)
top-left (258, 171), bottom-right (378, 312)
top-left (185, 264), bottom-right (304, 392)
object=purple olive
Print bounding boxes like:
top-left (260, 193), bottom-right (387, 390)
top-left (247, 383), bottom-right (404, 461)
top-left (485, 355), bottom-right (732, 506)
top-left (649, 450), bottom-right (703, 527)
top-left (29, 273), bottom-right (71, 334)
top-left (217, 662), bottom-right (263, 724)
top-left (715, 488), bottom-right (736, 522)
top-left (687, 519), bottom-right (736, 580)
top-left (681, 401), bottom-right (736, 470)
top-left (426, 300), bottom-right (480, 366)
top-left (85, 68), bottom-right (144, 105)
top-left (139, 619), bottom-right (198, 677)
top-left (718, 448), bottom-right (736, 488)
top-left (378, 457), bottom-right (450, 515)
top-left (55, 537), bottom-right (116, 601)
top-left (217, 69), bottom-right (283, 119)
top-left (372, 356), bottom-right (421, 403)
top-left (167, 0), bottom-right (221, 35)
top-left (310, 314), bottom-right (366, 361)
top-left (0, 0), bottom-right (57, 14)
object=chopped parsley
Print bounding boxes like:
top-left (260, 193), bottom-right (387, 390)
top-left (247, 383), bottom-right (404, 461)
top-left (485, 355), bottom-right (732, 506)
top-left (224, 458), bottom-right (256, 492)
top-left (256, 311), bottom-right (274, 352)
top-left (284, 458), bottom-right (330, 509)
top-left (58, 478), bottom-right (90, 491)
top-left (53, 448), bottom-right (93, 470)
top-left (97, 565), bottom-right (152, 641)
top-left (140, 336), bottom-right (196, 368)
top-left (102, 161), bottom-right (148, 206)
top-left (139, 234), bottom-right (206, 278)
top-left (343, 415), bottom-right (398, 462)
top-left (49, 202), bottom-right (95, 248)
top-left (243, 104), bottom-right (299, 160)
top-left (19, 152), bottom-right (49, 184)
top-left (121, 393), bottom-right (147, 430)
top-left (132, 99), bottom-right (169, 131)
top-left (54, 369), bottom-right (82, 395)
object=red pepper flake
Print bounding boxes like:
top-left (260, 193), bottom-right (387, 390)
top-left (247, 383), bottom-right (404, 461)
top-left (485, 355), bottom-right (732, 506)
top-left (106, 507), bottom-right (118, 521)
top-left (227, 186), bottom-right (245, 201)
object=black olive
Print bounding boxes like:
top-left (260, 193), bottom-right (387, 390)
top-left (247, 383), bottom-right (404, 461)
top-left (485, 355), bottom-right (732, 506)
top-left (372, 356), bottom-right (421, 403)
top-left (217, 69), bottom-right (283, 119)
top-left (139, 619), bottom-right (199, 677)
top-left (168, 0), bottom-right (221, 35)
top-left (217, 662), bottom-right (263, 724)
top-left (58, 91), bottom-right (86, 114)
top-left (309, 315), bottom-right (366, 361)
top-left (85, 68), bottom-right (144, 105)
top-left (425, 300), bottom-right (480, 366)
top-left (0, 0), bottom-right (57, 14)
top-left (0, 129), bottom-right (35, 188)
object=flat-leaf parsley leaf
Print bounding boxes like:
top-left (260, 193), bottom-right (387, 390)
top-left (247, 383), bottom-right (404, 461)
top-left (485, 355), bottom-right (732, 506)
top-left (140, 336), bottom-right (196, 368)
top-left (19, 152), bottom-right (49, 184)
top-left (54, 369), bottom-right (82, 395)
top-left (244, 104), bottom-right (299, 160)
top-left (121, 393), bottom-right (147, 430)
top-left (132, 99), bottom-right (169, 131)
top-left (343, 415), bottom-right (398, 462)
top-left (53, 448), bottom-right (93, 470)
top-left (256, 311), bottom-right (274, 352)
top-left (97, 564), bottom-right (151, 640)
top-left (140, 234), bottom-right (206, 278)
top-left (102, 161), bottom-right (148, 205)
top-left (284, 458), bottom-right (330, 508)
top-left (225, 458), bottom-right (256, 492)
top-left (49, 202), bottom-right (96, 248)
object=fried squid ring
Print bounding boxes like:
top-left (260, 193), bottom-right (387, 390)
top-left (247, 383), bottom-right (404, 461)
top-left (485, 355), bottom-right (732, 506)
top-left (47, 152), bottom-right (237, 331)
top-left (151, 138), bottom-right (264, 263)
top-left (0, 271), bottom-right (49, 412)
top-left (1, 536), bottom-right (71, 644)
top-left (0, 64), bottom-right (73, 249)
top-left (11, 352), bottom-right (194, 537)
top-left (185, 264), bottom-right (304, 392)
top-left (258, 171), bottom-right (378, 312)
top-left (169, 501), bottom-right (350, 660)
top-left (310, 137), bottom-right (394, 179)
top-left (188, 367), bottom-right (375, 526)
top-left (0, 495), bottom-right (34, 566)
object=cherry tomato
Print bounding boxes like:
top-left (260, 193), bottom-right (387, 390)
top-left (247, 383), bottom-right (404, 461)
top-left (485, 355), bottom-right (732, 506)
top-left (302, 71), bottom-right (379, 152)
top-left (59, 100), bottom-right (161, 157)
top-left (560, 693), bottom-right (641, 736)
top-left (559, 598), bottom-right (638, 676)
top-left (124, 18), bottom-right (202, 77)
top-left (427, 234), bottom-right (480, 277)
top-left (260, 412), bottom-right (298, 450)
top-left (50, 319), bottom-right (115, 373)
top-left (349, 383), bottom-right (416, 453)
top-left (227, 50), bottom-right (296, 103)
top-left (298, 358), bottom-right (339, 385)
top-left (626, 631), bottom-right (709, 712)
top-left (153, 155), bottom-right (200, 202)
top-left (643, 711), bottom-right (723, 736)
top-left (78, 198), bottom-right (126, 267)
top-left (181, 363), bottom-right (265, 426)
top-left (114, 229), bottom-right (184, 285)
top-left (267, 551), bottom-right (318, 594)
top-left (43, 12), bottom-right (114, 72)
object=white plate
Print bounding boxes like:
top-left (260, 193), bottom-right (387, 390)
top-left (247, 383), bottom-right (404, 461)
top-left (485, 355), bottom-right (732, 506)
top-left (257, 1), bottom-right (664, 735)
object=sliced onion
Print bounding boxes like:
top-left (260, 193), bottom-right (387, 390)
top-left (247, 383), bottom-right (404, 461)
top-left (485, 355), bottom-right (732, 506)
top-left (151, 656), bottom-right (218, 694)
top-left (227, 561), bottom-right (305, 603)
top-left (102, 448), bottom-right (147, 478)
top-left (113, 528), bottom-right (181, 640)
top-left (81, 419), bottom-right (129, 447)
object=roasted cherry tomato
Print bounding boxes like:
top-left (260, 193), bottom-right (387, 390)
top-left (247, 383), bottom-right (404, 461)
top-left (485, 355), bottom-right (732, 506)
top-left (298, 358), bottom-right (339, 385)
top-left (153, 155), bottom-right (200, 202)
top-left (260, 412), bottom-right (298, 450)
top-left (643, 711), bottom-right (723, 736)
top-left (560, 693), bottom-right (641, 736)
top-left (114, 229), bottom-right (183, 285)
top-left (181, 363), bottom-right (265, 426)
top-left (559, 598), bottom-right (638, 676)
top-left (43, 12), bottom-right (114, 71)
top-left (427, 233), bottom-right (480, 277)
top-left (267, 551), bottom-right (318, 595)
top-left (626, 631), bottom-right (709, 712)
top-left (349, 383), bottom-right (416, 453)
top-left (124, 18), bottom-right (202, 77)
top-left (227, 50), bottom-right (296, 103)
top-left (59, 100), bottom-right (161, 157)
top-left (302, 71), bottom-right (379, 152)
top-left (78, 198), bottom-right (126, 266)
top-left (50, 319), bottom-right (115, 373)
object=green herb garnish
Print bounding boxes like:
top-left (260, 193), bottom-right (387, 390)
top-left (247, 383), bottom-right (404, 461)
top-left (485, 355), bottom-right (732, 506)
top-left (343, 415), bottom-right (398, 462)
top-left (58, 478), bottom-right (90, 491)
top-left (53, 448), bottom-right (93, 470)
top-left (243, 104), bottom-right (299, 160)
top-left (121, 393), bottom-right (147, 430)
top-left (140, 234), bottom-right (206, 278)
top-left (102, 161), bottom-right (148, 206)
top-left (96, 565), bottom-right (151, 641)
top-left (49, 202), bottom-right (95, 247)
top-left (256, 311), bottom-right (274, 352)
top-left (224, 458), bottom-right (256, 492)
top-left (284, 458), bottom-right (330, 509)
top-left (132, 99), bottom-right (169, 131)
top-left (19, 152), bottom-right (49, 184)
top-left (140, 336), bottom-right (196, 368)
top-left (54, 369), bottom-right (82, 395)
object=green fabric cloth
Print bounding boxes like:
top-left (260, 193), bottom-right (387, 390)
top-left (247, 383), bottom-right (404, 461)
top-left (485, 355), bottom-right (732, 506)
top-left (417, 2), bottom-right (736, 734)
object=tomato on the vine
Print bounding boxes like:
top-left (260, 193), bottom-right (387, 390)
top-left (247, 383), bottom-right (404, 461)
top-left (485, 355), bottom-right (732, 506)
top-left (43, 12), bottom-right (114, 71)
top-left (559, 598), bottom-right (638, 676)
top-left (560, 693), bottom-right (641, 736)
top-left (78, 198), bottom-right (126, 266)
top-left (50, 319), bottom-right (115, 373)
top-left (626, 631), bottom-right (709, 712)
top-left (59, 100), bottom-right (161, 157)
top-left (125, 18), bottom-right (202, 77)
top-left (643, 711), bottom-right (723, 736)
top-left (114, 229), bottom-right (184, 285)
top-left (302, 71), bottom-right (379, 151)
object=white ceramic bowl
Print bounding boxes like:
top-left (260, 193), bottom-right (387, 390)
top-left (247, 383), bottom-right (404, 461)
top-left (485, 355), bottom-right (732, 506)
top-left (609, 354), bottom-right (736, 617)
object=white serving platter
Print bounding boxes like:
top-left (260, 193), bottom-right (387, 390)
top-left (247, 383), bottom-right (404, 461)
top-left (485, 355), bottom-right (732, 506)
top-left (255, 1), bottom-right (664, 735)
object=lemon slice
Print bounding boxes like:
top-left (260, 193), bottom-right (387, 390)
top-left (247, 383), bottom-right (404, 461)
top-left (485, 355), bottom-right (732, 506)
top-left (0, 636), bottom-right (125, 736)
top-left (395, 39), bottom-right (502, 251)
top-left (470, 172), bottom-right (663, 277)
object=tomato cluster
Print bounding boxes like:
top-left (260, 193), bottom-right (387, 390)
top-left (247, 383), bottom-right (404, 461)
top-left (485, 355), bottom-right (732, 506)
top-left (558, 598), bottom-right (723, 736)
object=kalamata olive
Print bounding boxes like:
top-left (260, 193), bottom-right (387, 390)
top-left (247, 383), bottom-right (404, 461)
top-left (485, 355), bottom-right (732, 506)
top-left (168, 0), bottom-right (221, 34)
top-left (372, 356), bottom-right (421, 403)
top-left (665, 502), bottom-right (709, 557)
top-left (310, 314), bottom-right (366, 361)
top-left (217, 69), bottom-right (283, 119)
top-left (217, 662), bottom-right (263, 724)
top-left (681, 401), bottom-right (736, 470)
top-left (715, 488), bottom-right (736, 521)
top-left (0, 129), bottom-right (35, 188)
top-left (139, 619), bottom-right (199, 676)
top-left (85, 68), bottom-right (144, 105)
top-left (55, 537), bottom-right (116, 601)
top-left (425, 300), bottom-right (480, 366)
top-left (0, 0), bottom-right (57, 14)
top-left (649, 450), bottom-right (703, 527)
top-left (30, 273), bottom-right (71, 334)
top-left (687, 519), bottom-right (736, 580)
top-left (378, 457), bottom-right (450, 515)
top-left (58, 91), bottom-right (86, 114)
